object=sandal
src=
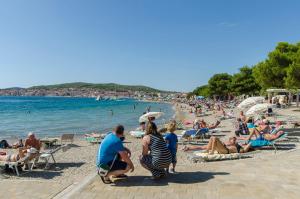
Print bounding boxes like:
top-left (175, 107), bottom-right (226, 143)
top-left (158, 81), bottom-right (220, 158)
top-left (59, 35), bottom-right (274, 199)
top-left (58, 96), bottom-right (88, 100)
top-left (100, 176), bottom-right (112, 184)
top-left (113, 174), bottom-right (128, 178)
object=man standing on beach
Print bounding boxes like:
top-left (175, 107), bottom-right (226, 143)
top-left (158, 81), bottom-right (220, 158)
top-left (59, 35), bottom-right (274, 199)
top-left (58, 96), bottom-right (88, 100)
top-left (97, 125), bottom-right (134, 184)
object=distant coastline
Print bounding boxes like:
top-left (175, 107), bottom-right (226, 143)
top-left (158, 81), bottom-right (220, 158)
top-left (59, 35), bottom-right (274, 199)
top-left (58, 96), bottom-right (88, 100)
top-left (0, 82), bottom-right (181, 101)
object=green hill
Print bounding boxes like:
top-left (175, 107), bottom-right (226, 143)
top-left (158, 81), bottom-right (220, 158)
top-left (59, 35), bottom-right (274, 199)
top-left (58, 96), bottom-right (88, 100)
top-left (29, 82), bottom-right (165, 93)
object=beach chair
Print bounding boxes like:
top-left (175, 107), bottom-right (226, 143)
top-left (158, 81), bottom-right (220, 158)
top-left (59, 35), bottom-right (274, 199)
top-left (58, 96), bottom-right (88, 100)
top-left (39, 144), bottom-right (70, 169)
top-left (249, 133), bottom-right (288, 153)
top-left (190, 128), bottom-right (210, 141)
top-left (85, 137), bottom-right (102, 144)
top-left (60, 134), bottom-right (74, 144)
top-left (129, 131), bottom-right (145, 138)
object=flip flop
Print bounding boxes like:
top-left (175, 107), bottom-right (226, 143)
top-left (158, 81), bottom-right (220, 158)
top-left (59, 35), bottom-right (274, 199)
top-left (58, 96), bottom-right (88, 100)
top-left (100, 176), bottom-right (112, 184)
top-left (113, 174), bottom-right (128, 178)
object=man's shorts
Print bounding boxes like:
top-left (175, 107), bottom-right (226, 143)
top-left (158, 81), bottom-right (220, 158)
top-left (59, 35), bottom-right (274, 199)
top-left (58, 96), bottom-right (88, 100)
top-left (107, 160), bottom-right (128, 172)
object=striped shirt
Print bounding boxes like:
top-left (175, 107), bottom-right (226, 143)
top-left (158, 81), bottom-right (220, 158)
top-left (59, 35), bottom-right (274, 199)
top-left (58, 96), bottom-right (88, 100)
top-left (149, 134), bottom-right (172, 168)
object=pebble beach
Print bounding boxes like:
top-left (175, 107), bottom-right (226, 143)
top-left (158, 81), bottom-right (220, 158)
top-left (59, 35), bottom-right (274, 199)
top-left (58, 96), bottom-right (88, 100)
top-left (1, 103), bottom-right (300, 199)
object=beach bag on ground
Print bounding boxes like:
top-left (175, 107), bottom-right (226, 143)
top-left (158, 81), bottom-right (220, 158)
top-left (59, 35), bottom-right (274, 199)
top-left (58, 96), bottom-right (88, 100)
top-left (0, 140), bottom-right (10, 149)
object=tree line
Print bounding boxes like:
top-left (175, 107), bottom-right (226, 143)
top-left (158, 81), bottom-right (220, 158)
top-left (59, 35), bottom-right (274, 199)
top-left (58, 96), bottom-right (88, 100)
top-left (190, 41), bottom-right (300, 99)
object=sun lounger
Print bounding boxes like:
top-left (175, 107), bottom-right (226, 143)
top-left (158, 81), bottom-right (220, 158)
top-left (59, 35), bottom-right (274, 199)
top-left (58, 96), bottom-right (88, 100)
top-left (180, 128), bottom-right (221, 143)
top-left (39, 144), bottom-right (70, 169)
top-left (249, 133), bottom-right (288, 153)
top-left (60, 134), bottom-right (74, 144)
top-left (40, 138), bottom-right (59, 148)
top-left (85, 137), bottom-right (102, 144)
top-left (129, 131), bottom-right (145, 138)
top-left (188, 151), bottom-right (259, 163)
top-left (0, 154), bottom-right (39, 176)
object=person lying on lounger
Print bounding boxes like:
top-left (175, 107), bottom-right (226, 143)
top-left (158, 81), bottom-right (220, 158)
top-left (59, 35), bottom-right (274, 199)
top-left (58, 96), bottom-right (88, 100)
top-left (0, 148), bottom-right (38, 162)
top-left (193, 119), bottom-right (220, 130)
top-left (245, 119), bottom-right (285, 142)
top-left (183, 136), bottom-right (251, 154)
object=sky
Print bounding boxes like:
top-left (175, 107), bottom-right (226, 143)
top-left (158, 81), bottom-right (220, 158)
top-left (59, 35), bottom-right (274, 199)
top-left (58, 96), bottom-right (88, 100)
top-left (0, 0), bottom-right (300, 92)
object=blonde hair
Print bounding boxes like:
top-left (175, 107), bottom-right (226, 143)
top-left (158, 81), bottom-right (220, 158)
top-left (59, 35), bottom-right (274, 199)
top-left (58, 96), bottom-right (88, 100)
top-left (167, 122), bottom-right (177, 133)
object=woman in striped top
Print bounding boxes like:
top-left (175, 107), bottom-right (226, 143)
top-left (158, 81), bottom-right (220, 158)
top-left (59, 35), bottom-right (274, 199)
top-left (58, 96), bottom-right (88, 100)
top-left (140, 122), bottom-right (172, 179)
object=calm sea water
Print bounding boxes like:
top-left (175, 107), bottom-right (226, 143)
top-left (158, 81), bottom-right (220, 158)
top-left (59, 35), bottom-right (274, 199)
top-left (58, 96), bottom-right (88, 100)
top-left (0, 96), bottom-right (174, 139)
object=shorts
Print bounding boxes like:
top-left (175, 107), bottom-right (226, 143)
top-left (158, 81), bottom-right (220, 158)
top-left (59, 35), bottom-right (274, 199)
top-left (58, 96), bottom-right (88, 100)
top-left (171, 152), bottom-right (177, 164)
top-left (107, 160), bottom-right (128, 172)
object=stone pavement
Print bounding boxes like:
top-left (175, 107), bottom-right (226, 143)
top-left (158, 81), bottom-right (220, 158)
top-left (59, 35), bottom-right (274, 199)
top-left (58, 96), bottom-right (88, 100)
top-left (0, 179), bottom-right (69, 199)
top-left (68, 149), bottom-right (300, 199)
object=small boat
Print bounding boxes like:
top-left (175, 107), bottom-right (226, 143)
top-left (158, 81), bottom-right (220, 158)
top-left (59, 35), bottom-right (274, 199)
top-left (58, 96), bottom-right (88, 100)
top-left (96, 96), bottom-right (101, 101)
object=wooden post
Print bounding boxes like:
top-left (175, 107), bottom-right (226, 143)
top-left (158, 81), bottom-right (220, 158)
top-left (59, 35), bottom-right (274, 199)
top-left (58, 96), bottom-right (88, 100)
top-left (288, 92), bottom-right (292, 105)
top-left (297, 92), bottom-right (299, 107)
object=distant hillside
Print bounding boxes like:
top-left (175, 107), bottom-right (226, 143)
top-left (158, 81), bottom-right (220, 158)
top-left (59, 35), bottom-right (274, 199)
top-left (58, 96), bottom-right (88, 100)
top-left (29, 82), bottom-right (166, 93)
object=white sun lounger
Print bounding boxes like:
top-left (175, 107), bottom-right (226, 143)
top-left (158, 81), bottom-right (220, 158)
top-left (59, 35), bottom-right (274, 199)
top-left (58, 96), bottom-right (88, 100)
top-left (39, 144), bottom-right (70, 169)
top-left (0, 154), bottom-right (39, 176)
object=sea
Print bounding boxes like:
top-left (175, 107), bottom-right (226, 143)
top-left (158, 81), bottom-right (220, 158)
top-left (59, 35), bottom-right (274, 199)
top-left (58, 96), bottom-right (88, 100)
top-left (0, 96), bottom-right (174, 140)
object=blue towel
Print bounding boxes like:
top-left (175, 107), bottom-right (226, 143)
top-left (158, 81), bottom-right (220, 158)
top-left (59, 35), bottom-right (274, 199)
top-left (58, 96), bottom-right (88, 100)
top-left (249, 139), bottom-right (271, 147)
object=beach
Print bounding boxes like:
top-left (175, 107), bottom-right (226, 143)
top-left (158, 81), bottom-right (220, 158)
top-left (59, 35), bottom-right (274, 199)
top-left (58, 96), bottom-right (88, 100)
top-left (1, 103), bottom-right (300, 199)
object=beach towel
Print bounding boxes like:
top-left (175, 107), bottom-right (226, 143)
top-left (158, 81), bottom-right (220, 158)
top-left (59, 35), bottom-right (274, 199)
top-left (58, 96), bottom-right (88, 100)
top-left (129, 131), bottom-right (145, 138)
top-left (249, 139), bottom-right (271, 147)
top-left (189, 152), bottom-right (242, 162)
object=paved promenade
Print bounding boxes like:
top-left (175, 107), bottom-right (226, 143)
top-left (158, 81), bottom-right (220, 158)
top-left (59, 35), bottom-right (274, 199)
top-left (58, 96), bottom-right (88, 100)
top-left (66, 149), bottom-right (300, 199)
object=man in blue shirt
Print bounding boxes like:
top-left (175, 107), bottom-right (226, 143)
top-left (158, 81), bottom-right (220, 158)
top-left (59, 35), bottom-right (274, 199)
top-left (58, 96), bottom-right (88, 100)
top-left (97, 125), bottom-right (134, 184)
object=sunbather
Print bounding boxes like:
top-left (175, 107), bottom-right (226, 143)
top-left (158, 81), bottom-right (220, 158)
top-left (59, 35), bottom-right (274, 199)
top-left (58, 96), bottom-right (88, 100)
top-left (0, 148), bottom-right (37, 162)
top-left (246, 120), bottom-right (285, 142)
top-left (85, 133), bottom-right (102, 138)
top-left (25, 132), bottom-right (41, 151)
top-left (193, 119), bottom-right (220, 130)
top-left (183, 136), bottom-right (251, 154)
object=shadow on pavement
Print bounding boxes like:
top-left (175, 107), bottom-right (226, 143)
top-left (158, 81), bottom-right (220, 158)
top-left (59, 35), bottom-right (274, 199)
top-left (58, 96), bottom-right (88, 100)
top-left (113, 171), bottom-right (229, 187)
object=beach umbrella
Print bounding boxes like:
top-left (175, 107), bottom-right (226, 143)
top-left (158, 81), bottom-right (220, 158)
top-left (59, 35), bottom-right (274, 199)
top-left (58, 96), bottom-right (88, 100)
top-left (245, 103), bottom-right (271, 116)
top-left (237, 97), bottom-right (265, 109)
top-left (139, 112), bottom-right (164, 123)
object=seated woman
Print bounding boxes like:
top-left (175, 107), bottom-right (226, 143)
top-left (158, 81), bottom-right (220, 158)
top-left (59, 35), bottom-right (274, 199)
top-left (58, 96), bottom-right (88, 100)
top-left (139, 122), bottom-right (172, 180)
top-left (183, 136), bottom-right (251, 154)
top-left (246, 118), bottom-right (256, 129)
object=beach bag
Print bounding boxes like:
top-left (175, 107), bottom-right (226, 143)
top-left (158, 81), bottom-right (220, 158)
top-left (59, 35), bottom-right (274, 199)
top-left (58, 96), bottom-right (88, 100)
top-left (0, 140), bottom-right (10, 149)
top-left (97, 155), bottom-right (117, 177)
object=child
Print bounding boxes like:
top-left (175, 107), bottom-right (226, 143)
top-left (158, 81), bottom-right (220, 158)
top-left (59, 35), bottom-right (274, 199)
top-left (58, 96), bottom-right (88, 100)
top-left (165, 122), bottom-right (178, 173)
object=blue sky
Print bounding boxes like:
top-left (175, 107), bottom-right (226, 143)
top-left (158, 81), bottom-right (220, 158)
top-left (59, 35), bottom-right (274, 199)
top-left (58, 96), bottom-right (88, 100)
top-left (0, 0), bottom-right (299, 92)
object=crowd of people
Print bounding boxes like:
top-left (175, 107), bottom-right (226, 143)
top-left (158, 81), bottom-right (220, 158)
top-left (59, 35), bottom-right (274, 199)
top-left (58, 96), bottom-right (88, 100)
top-left (96, 98), bottom-right (291, 184)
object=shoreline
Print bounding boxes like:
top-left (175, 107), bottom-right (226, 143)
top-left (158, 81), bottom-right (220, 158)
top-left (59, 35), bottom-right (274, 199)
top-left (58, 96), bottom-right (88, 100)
top-left (0, 98), bottom-right (176, 142)
top-left (1, 102), bottom-right (300, 199)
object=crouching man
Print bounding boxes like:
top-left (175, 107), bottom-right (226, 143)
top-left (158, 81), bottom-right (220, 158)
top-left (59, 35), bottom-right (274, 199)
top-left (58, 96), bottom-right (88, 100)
top-left (97, 125), bottom-right (134, 184)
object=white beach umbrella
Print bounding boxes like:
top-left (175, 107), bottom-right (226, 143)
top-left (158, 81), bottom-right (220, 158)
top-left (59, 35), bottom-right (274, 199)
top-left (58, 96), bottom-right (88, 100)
top-left (237, 97), bottom-right (265, 109)
top-left (139, 112), bottom-right (164, 123)
top-left (245, 103), bottom-right (271, 116)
